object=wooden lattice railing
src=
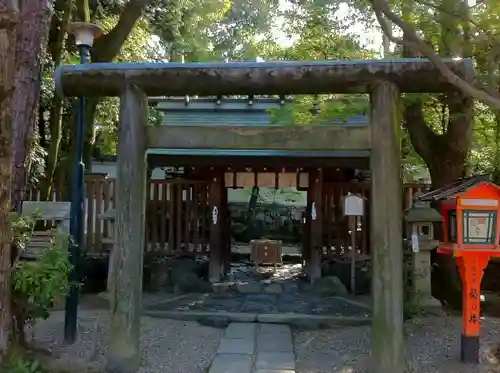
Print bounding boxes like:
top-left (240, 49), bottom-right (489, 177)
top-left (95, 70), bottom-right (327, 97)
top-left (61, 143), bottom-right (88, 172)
top-left (24, 177), bottom-right (430, 256)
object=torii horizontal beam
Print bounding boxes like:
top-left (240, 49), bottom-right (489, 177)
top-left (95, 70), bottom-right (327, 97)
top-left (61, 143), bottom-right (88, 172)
top-left (55, 58), bottom-right (474, 97)
top-left (146, 124), bottom-right (371, 151)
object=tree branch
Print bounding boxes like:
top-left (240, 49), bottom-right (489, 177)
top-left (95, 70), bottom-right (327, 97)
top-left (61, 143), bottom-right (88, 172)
top-left (403, 98), bottom-right (436, 162)
top-left (371, 0), bottom-right (500, 110)
top-left (76, 0), bottom-right (90, 22)
top-left (53, 0), bottom-right (73, 65)
top-left (486, 46), bottom-right (500, 96)
top-left (414, 0), bottom-right (500, 48)
top-left (91, 0), bottom-right (151, 62)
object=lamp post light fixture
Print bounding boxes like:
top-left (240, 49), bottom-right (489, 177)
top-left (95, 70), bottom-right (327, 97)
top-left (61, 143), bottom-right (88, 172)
top-left (64, 22), bottom-right (102, 344)
top-left (69, 22), bottom-right (102, 62)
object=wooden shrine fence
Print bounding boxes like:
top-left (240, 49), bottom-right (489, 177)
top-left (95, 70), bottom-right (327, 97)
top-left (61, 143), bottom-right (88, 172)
top-left (24, 177), bottom-right (427, 257)
top-left (321, 182), bottom-right (426, 258)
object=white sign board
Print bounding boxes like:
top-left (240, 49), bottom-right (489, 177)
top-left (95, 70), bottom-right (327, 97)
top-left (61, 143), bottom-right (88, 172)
top-left (212, 206), bottom-right (218, 225)
top-left (344, 193), bottom-right (365, 216)
top-left (411, 233), bottom-right (419, 253)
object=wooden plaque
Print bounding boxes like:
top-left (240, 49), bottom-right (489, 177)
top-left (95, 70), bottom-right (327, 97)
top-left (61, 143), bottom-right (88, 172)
top-left (257, 173), bottom-right (276, 188)
top-left (278, 173), bottom-right (296, 188)
top-left (236, 172), bottom-right (255, 188)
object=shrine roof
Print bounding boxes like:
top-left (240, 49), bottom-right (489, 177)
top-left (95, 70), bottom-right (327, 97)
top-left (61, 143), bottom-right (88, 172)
top-left (150, 97), bottom-right (369, 126)
top-left (418, 175), bottom-right (492, 201)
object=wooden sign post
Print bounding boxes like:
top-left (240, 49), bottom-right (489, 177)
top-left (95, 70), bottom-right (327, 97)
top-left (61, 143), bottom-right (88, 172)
top-left (344, 193), bottom-right (365, 295)
top-left (420, 180), bottom-right (500, 364)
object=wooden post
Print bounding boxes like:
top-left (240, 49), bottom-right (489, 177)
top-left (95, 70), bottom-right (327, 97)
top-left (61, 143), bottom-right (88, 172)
top-left (308, 169), bottom-right (323, 283)
top-left (221, 183), bottom-right (230, 275)
top-left (209, 175), bottom-right (222, 282)
top-left (107, 84), bottom-right (147, 373)
top-left (302, 186), bottom-right (311, 272)
top-left (350, 215), bottom-right (356, 295)
top-left (370, 80), bottom-right (405, 372)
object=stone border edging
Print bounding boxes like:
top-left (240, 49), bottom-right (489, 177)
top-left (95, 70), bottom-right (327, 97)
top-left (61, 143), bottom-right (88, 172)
top-left (142, 310), bottom-right (371, 327)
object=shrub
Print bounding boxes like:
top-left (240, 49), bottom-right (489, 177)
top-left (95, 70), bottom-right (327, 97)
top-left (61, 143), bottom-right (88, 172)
top-left (9, 213), bottom-right (72, 344)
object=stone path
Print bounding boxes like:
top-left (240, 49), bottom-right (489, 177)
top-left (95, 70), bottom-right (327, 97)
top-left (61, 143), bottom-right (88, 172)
top-left (144, 261), bottom-right (371, 327)
top-left (147, 292), bottom-right (370, 316)
top-left (209, 322), bottom-right (296, 373)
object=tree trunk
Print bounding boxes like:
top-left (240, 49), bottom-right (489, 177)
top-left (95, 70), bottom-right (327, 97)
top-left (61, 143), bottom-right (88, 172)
top-left (494, 112), bottom-right (500, 184)
top-left (10, 0), bottom-right (53, 211)
top-left (405, 93), bottom-right (473, 309)
top-left (427, 143), bottom-right (468, 308)
top-left (0, 0), bottom-right (19, 360)
top-left (400, 0), bottom-right (474, 306)
top-left (42, 0), bottom-right (73, 200)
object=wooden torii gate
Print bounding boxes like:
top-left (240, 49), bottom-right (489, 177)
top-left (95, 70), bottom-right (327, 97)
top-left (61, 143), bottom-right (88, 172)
top-left (55, 59), bottom-right (474, 373)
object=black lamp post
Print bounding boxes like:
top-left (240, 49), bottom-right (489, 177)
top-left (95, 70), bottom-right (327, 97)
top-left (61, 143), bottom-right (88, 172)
top-left (64, 21), bottom-right (102, 344)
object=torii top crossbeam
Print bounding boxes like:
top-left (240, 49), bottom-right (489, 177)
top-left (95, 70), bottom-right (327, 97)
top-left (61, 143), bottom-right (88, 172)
top-left (55, 58), bottom-right (474, 97)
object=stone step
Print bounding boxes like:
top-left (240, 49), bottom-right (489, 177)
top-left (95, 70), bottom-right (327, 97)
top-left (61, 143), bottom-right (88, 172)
top-left (209, 322), bottom-right (296, 373)
top-left (224, 322), bottom-right (257, 339)
top-left (254, 352), bottom-right (295, 370)
top-left (209, 353), bottom-right (253, 373)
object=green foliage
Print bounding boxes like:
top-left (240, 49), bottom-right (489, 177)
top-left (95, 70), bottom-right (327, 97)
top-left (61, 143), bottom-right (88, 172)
top-left (10, 214), bottom-right (72, 323)
top-left (0, 349), bottom-right (43, 373)
top-left (37, 0), bottom-right (500, 186)
top-left (0, 346), bottom-right (70, 373)
top-left (268, 95), bottom-right (369, 126)
top-left (0, 214), bottom-right (72, 373)
top-left (148, 107), bottom-right (163, 127)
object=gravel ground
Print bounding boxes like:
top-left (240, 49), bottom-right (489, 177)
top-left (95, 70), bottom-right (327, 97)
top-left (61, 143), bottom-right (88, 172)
top-left (32, 310), bottom-right (223, 373)
top-left (295, 316), bottom-right (500, 373)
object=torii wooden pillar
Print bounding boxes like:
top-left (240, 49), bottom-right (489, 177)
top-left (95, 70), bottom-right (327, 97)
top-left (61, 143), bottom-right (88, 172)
top-left (107, 84), bottom-right (148, 373)
top-left (370, 81), bottom-right (404, 373)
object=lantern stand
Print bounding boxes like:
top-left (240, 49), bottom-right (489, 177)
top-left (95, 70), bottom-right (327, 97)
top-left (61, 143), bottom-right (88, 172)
top-left (64, 21), bottom-right (103, 345)
top-left (456, 253), bottom-right (490, 363)
top-left (404, 198), bottom-right (442, 313)
top-left (343, 193), bottom-right (365, 295)
top-left (419, 178), bottom-right (500, 364)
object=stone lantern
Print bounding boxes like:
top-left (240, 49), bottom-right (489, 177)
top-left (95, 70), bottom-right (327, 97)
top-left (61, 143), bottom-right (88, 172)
top-left (404, 198), bottom-right (443, 312)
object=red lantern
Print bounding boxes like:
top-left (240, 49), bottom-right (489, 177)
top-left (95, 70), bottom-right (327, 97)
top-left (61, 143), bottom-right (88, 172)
top-left (420, 177), bottom-right (500, 364)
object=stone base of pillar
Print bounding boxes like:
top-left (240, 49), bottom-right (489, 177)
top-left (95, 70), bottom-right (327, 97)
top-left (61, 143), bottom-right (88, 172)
top-left (97, 291), bottom-right (110, 301)
top-left (419, 296), bottom-right (443, 315)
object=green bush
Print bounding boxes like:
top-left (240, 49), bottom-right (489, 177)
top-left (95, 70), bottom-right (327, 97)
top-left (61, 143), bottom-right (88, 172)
top-left (12, 230), bottom-right (72, 320)
top-left (0, 348), bottom-right (42, 373)
top-left (10, 213), bottom-right (72, 337)
top-left (0, 213), bottom-right (73, 372)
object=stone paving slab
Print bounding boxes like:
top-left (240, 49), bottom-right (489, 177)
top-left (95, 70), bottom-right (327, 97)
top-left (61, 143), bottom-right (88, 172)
top-left (224, 322), bottom-right (257, 339)
top-left (147, 292), bottom-right (371, 316)
top-left (217, 338), bottom-right (255, 354)
top-left (256, 313), bottom-right (370, 327)
top-left (255, 352), bottom-right (296, 370)
top-left (210, 322), bottom-right (296, 373)
top-left (257, 333), bottom-right (294, 352)
top-left (258, 324), bottom-right (292, 337)
top-left (209, 353), bottom-right (253, 373)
